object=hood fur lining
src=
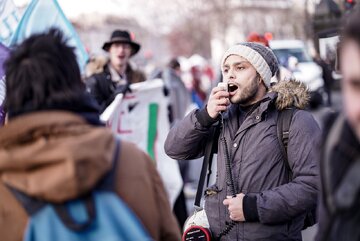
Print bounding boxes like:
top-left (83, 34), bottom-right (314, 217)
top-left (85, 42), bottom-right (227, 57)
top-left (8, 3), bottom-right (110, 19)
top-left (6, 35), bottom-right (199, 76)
top-left (269, 79), bottom-right (309, 110)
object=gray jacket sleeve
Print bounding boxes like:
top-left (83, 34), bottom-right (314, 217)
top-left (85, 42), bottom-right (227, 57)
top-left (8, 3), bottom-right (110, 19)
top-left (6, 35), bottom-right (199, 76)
top-left (164, 109), bottom-right (214, 160)
top-left (256, 110), bottom-right (320, 224)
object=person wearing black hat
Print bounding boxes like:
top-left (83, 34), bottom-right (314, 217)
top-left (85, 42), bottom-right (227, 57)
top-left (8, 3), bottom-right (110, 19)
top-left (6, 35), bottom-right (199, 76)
top-left (86, 30), bottom-right (146, 112)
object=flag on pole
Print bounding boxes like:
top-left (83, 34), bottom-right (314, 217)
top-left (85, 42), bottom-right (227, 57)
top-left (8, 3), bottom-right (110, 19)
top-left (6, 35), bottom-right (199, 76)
top-left (10, 0), bottom-right (88, 73)
top-left (0, 0), bottom-right (20, 46)
top-left (101, 79), bottom-right (183, 208)
top-left (0, 42), bottom-right (9, 125)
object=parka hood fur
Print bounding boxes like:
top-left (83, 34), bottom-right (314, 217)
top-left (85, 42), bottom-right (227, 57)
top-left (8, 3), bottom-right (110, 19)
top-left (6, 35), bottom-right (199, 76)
top-left (269, 79), bottom-right (309, 110)
top-left (85, 55), bottom-right (108, 78)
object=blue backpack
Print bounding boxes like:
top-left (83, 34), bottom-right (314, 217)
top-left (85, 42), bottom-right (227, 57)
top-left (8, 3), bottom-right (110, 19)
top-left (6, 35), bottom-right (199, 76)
top-left (8, 138), bottom-right (152, 241)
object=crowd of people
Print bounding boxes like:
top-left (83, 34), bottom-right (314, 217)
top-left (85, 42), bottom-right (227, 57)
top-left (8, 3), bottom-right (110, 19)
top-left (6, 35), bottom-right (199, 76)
top-left (0, 4), bottom-right (359, 241)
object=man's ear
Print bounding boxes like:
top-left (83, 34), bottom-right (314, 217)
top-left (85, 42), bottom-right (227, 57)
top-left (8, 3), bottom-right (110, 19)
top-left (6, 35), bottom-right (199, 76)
top-left (258, 75), bottom-right (268, 90)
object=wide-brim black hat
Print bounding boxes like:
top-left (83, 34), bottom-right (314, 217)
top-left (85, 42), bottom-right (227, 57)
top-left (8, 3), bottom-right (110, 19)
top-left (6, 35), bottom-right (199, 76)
top-left (102, 30), bottom-right (141, 56)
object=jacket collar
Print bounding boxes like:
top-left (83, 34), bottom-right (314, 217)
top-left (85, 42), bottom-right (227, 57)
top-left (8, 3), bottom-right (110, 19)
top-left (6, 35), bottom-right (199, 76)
top-left (226, 92), bottom-right (276, 121)
top-left (226, 78), bottom-right (310, 123)
top-left (224, 92), bottom-right (276, 139)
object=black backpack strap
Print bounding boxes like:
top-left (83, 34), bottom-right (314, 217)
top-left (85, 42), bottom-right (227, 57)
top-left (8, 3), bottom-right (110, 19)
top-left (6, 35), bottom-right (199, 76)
top-left (277, 107), bottom-right (296, 179)
top-left (194, 123), bottom-right (220, 210)
top-left (277, 107), bottom-right (318, 228)
top-left (5, 185), bottom-right (48, 216)
top-left (206, 124), bottom-right (220, 188)
top-left (54, 195), bottom-right (96, 231)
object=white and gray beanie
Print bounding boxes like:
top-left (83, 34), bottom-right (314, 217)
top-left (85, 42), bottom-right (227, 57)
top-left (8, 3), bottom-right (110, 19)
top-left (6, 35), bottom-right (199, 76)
top-left (221, 42), bottom-right (279, 88)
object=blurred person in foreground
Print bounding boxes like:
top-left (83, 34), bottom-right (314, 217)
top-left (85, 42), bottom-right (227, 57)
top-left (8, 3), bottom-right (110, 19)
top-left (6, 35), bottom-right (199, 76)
top-left (0, 28), bottom-right (180, 241)
top-left (86, 29), bottom-right (146, 112)
top-left (165, 42), bottom-right (320, 240)
top-left (316, 7), bottom-right (360, 241)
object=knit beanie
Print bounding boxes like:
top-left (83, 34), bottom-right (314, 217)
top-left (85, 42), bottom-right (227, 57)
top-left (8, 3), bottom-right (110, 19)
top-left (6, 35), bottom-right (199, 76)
top-left (221, 42), bottom-right (279, 87)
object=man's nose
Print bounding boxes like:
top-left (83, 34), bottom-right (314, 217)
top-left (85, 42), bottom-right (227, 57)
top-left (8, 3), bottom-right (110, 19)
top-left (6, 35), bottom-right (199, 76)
top-left (228, 68), bottom-right (235, 79)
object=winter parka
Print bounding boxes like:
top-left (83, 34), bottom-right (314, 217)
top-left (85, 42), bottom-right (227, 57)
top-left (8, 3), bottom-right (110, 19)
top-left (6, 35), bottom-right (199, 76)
top-left (165, 80), bottom-right (320, 241)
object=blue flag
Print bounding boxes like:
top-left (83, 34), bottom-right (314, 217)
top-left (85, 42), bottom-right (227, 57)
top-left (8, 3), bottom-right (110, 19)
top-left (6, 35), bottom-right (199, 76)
top-left (10, 0), bottom-right (88, 73)
top-left (0, 42), bottom-right (9, 125)
top-left (0, 0), bottom-right (21, 46)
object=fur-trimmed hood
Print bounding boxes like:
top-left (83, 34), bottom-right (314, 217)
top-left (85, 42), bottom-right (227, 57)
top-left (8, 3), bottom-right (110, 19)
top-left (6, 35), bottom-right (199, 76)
top-left (269, 79), bottom-right (309, 110)
top-left (85, 55), bottom-right (108, 78)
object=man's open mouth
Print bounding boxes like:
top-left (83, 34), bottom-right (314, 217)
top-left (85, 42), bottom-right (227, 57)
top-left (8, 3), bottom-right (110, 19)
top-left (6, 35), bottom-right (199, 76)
top-left (228, 83), bottom-right (238, 92)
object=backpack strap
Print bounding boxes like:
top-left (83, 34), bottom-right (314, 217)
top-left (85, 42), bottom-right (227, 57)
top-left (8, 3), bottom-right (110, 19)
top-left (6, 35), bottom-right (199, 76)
top-left (277, 107), bottom-right (296, 179)
top-left (96, 136), bottom-right (121, 191)
top-left (5, 185), bottom-right (48, 216)
top-left (277, 107), bottom-right (318, 228)
top-left (53, 136), bottom-right (121, 231)
top-left (194, 123), bottom-right (220, 210)
top-left (54, 195), bottom-right (96, 231)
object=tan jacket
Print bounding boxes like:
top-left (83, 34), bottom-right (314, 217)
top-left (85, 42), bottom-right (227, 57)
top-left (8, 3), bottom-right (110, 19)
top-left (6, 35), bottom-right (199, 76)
top-left (0, 111), bottom-right (180, 241)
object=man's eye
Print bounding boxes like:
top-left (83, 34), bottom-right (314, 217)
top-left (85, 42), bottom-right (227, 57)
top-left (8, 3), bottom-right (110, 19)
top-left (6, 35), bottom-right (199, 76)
top-left (223, 69), bottom-right (229, 73)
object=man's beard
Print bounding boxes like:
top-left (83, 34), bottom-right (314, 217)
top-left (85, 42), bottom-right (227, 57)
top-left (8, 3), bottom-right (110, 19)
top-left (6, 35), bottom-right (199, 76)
top-left (231, 76), bottom-right (260, 106)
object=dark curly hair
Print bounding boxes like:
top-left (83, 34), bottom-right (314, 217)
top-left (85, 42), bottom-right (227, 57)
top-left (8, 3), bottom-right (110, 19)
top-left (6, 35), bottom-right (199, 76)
top-left (4, 28), bottom-right (85, 116)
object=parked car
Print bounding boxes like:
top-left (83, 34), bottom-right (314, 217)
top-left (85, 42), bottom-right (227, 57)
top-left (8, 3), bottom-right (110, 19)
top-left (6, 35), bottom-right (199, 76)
top-left (269, 40), bottom-right (325, 108)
